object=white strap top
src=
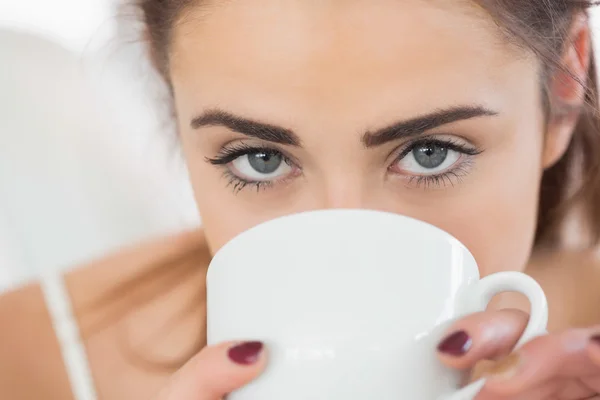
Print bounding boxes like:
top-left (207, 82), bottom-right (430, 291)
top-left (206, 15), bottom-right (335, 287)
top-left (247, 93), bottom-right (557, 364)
top-left (41, 272), bottom-right (98, 400)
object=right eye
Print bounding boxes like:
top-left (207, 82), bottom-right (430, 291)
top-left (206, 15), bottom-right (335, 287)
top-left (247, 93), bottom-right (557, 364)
top-left (230, 150), bottom-right (294, 182)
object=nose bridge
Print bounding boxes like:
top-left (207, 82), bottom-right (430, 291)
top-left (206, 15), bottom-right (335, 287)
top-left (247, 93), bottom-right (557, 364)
top-left (313, 172), bottom-right (375, 210)
top-left (323, 185), bottom-right (365, 209)
top-left (300, 146), bottom-right (394, 212)
top-left (307, 173), bottom-right (412, 216)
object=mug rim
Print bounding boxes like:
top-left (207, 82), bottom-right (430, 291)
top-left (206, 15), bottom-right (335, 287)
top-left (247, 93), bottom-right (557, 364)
top-left (210, 208), bottom-right (475, 264)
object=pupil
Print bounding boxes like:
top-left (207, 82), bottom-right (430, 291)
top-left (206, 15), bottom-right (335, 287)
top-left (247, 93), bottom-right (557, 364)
top-left (413, 144), bottom-right (448, 169)
top-left (248, 152), bottom-right (283, 174)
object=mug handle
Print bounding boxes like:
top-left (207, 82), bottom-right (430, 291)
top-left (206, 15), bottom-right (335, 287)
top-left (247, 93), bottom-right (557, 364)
top-left (440, 271), bottom-right (549, 400)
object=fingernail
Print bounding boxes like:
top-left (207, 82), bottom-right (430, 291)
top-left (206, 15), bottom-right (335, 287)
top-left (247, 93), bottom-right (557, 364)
top-left (228, 341), bottom-right (264, 365)
top-left (485, 353), bottom-right (522, 381)
top-left (437, 331), bottom-right (473, 356)
top-left (590, 334), bottom-right (600, 346)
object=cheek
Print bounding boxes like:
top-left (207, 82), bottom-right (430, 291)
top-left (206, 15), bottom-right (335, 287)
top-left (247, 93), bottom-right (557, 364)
top-left (199, 206), bottom-right (257, 254)
top-left (194, 157), bottom-right (543, 269)
top-left (439, 136), bottom-right (544, 276)
top-left (451, 173), bottom-right (540, 276)
top-left (181, 107), bottom-right (546, 270)
top-left (183, 147), bottom-right (277, 253)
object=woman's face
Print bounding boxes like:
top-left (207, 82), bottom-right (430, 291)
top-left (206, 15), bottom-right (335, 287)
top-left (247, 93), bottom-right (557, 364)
top-left (170, 0), bottom-right (553, 276)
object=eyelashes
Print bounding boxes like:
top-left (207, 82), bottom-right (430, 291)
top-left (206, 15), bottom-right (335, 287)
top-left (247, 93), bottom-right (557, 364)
top-left (389, 138), bottom-right (481, 189)
top-left (206, 142), bottom-right (297, 193)
top-left (206, 142), bottom-right (286, 166)
top-left (395, 138), bottom-right (481, 160)
top-left (405, 159), bottom-right (474, 189)
top-left (206, 138), bottom-right (483, 194)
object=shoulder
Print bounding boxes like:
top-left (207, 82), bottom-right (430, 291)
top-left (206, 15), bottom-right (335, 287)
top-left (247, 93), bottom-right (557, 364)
top-left (0, 283), bottom-right (74, 398)
top-left (527, 249), bottom-right (600, 330)
top-left (0, 229), bottom-right (210, 399)
top-left (64, 228), bottom-right (209, 306)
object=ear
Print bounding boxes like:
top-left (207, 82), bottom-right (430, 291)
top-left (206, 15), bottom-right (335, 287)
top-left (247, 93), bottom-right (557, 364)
top-left (543, 14), bottom-right (592, 169)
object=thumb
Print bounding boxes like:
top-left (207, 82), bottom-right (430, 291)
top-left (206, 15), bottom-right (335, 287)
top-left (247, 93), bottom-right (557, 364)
top-left (156, 341), bottom-right (268, 400)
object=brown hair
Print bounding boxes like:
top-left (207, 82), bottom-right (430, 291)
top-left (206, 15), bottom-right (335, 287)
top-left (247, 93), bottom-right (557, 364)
top-left (103, 0), bottom-right (600, 369)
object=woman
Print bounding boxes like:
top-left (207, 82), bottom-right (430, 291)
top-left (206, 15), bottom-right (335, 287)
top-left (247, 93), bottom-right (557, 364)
top-left (2, 0), bottom-right (600, 399)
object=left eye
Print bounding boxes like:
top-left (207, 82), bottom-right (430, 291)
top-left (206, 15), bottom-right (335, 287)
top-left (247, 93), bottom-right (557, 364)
top-left (230, 150), bottom-right (293, 181)
top-left (394, 142), bottom-right (461, 175)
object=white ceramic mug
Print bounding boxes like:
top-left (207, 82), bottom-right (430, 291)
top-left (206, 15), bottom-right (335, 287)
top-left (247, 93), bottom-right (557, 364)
top-left (207, 209), bottom-right (548, 400)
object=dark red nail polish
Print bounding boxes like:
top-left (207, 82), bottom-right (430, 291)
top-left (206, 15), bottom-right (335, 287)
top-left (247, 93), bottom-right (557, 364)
top-left (437, 331), bottom-right (473, 356)
top-left (590, 334), bottom-right (600, 345)
top-left (228, 341), bottom-right (264, 365)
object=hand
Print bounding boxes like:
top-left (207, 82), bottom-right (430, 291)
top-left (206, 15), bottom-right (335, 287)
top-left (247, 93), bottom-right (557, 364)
top-left (154, 341), bottom-right (267, 400)
top-left (437, 310), bottom-right (600, 399)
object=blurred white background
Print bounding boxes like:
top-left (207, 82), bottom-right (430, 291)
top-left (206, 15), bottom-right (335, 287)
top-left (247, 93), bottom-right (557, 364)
top-left (0, 0), bottom-right (200, 292)
top-left (1, 1), bottom-right (600, 293)
top-left (0, 0), bottom-right (114, 53)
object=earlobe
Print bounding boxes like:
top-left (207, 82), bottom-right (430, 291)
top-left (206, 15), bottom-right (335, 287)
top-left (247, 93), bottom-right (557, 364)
top-left (542, 14), bottom-right (591, 169)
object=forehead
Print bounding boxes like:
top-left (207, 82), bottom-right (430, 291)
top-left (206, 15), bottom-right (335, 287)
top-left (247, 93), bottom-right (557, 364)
top-left (170, 0), bottom-right (537, 124)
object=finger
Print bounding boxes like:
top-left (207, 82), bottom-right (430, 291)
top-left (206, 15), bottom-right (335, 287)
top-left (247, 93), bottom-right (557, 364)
top-left (476, 378), bottom-right (563, 400)
top-left (555, 379), bottom-right (598, 399)
top-left (577, 334), bottom-right (600, 395)
top-left (437, 309), bottom-right (529, 369)
top-left (589, 334), bottom-right (600, 366)
top-left (481, 328), bottom-right (600, 396)
top-left (156, 341), bottom-right (268, 400)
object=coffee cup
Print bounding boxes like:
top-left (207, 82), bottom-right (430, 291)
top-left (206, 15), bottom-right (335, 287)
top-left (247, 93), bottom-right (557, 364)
top-left (207, 209), bottom-right (548, 400)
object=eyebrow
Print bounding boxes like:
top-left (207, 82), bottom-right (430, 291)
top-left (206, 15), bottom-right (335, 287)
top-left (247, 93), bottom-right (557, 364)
top-left (190, 105), bottom-right (497, 147)
top-left (362, 106), bottom-right (498, 147)
top-left (190, 109), bottom-right (301, 146)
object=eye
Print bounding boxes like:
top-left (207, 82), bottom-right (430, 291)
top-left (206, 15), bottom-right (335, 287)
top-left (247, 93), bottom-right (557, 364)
top-left (394, 141), bottom-right (462, 175)
top-left (230, 150), bottom-right (293, 181)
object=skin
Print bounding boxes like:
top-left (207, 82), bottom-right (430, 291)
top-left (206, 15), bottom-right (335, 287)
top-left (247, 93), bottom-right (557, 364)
top-left (175, 0), bottom-right (545, 275)
top-left (1, 0), bottom-right (600, 399)
top-left (164, 2), bottom-right (600, 397)
top-left (173, 0), bottom-right (581, 309)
